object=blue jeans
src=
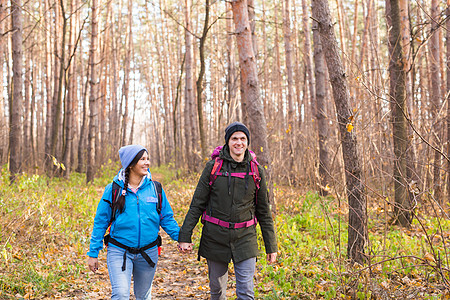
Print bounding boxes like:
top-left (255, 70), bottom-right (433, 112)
top-left (107, 245), bottom-right (159, 300)
top-left (207, 257), bottom-right (256, 300)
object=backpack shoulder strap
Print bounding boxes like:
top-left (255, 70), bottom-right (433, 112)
top-left (110, 181), bottom-right (122, 223)
top-left (209, 157), bottom-right (223, 186)
top-left (153, 180), bottom-right (163, 215)
top-left (250, 160), bottom-right (261, 206)
top-left (250, 160), bottom-right (261, 190)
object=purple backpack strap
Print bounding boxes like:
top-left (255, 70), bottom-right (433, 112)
top-left (209, 157), bottom-right (224, 186)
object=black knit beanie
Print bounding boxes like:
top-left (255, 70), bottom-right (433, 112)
top-left (225, 122), bottom-right (250, 145)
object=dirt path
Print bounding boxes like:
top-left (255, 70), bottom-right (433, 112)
top-left (152, 233), bottom-right (210, 299)
top-left (77, 232), bottom-right (237, 299)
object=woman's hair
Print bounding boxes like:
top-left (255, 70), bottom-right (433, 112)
top-left (113, 149), bottom-right (147, 215)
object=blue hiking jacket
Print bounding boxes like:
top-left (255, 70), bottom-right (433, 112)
top-left (87, 169), bottom-right (180, 257)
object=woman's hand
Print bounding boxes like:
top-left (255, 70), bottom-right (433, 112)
top-left (88, 257), bottom-right (99, 273)
top-left (178, 242), bottom-right (193, 253)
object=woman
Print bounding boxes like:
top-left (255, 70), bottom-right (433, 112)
top-left (87, 145), bottom-right (180, 300)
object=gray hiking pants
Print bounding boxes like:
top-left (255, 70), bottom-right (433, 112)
top-left (207, 257), bottom-right (256, 300)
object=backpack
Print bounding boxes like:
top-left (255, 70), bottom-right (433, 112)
top-left (209, 146), bottom-right (261, 191)
top-left (202, 146), bottom-right (261, 229)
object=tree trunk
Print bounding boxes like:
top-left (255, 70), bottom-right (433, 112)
top-left (231, 0), bottom-right (274, 209)
top-left (226, 2), bottom-right (238, 123)
top-left (121, 0), bottom-right (132, 147)
top-left (283, 0), bottom-right (295, 176)
top-left (10, 0), bottom-right (24, 181)
top-left (50, 0), bottom-right (68, 170)
top-left (44, 0), bottom-right (53, 166)
top-left (302, 0), bottom-right (315, 128)
top-left (447, 1), bottom-right (450, 199)
top-left (386, 0), bottom-right (412, 226)
top-left (184, 0), bottom-right (196, 168)
top-left (24, 54), bottom-right (31, 161)
top-left (429, 0), bottom-right (443, 202)
top-left (312, 0), bottom-right (367, 263)
top-left (273, 0), bottom-right (283, 129)
top-left (196, 0), bottom-right (210, 161)
top-left (313, 24), bottom-right (331, 196)
top-left (63, 1), bottom-right (76, 177)
top-left (86, 0), bottom-right (99, 183)
top-left (76, 62), bottom-right (89, 173)
top-left (0, 0), bottom-right (6, 164)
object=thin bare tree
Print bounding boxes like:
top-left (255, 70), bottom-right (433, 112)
top-left (9, 0), bottom-right (24, 181)
top-left (231, 0), bottom-right (274, 208)
top-left (312, 22), bottom-right (331, 196)
top-left (429, 0), bottom-right (443, 202)
top-left (121, 0), bottom-right (133, 146)
top-left (386, 0), bottom-right (412, 226)
top-left (184, 0), bottom-right (195, 167)
top-left (196, 0), bottom-right (211, 160)
top-left (0, 0), bottom-right (6, 164)
top-left (312, 0), bottom-right (367, 263)
top-left (447, 0), bottom-right (450, 198)
top-left (86, 0), bottom-right (99, 183)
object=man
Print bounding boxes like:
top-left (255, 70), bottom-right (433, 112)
top-left (178, 122), bottom-right (277, 300)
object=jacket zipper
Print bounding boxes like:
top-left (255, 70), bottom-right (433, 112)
top-left (137, 193), bottom-right (141, 248)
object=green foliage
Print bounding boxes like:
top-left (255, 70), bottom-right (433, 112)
top-left (255, 190), bottom-right (449, 299)
top-left (0, 165), bottom-right (448, 299)
top-left (0, 169), bottom-right (98, 298)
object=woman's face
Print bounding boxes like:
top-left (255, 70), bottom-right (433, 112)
top-left (130, 151), bottom-right (150, 178)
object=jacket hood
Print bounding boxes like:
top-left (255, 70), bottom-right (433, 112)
top-left (113, 168), bottom-right (153, 189)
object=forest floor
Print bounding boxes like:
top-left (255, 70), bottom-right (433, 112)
top-left (1, 166), bottom-right (450, 299)
top-left (73, 232), bottom-right (212, 300)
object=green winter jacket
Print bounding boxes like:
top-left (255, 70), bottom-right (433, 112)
top-left (178, 145), bottom-right (277, 264)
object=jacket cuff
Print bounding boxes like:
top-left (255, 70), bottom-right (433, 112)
top-left (265, 243), bottom-right (278, 254)
top-left (87, 251), bottom-right (99, 258)
top-left (177, 232), bottom-right (192, 243)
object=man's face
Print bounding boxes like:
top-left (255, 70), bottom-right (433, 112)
top-left (228, 131), bottom-right (248, 157)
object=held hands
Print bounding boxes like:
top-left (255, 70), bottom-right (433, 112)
top-left (267, 252), bottom-right (277, 264)
top-left (178, 242), bottom-right (194, 254)
top-left (88, 257), bottom-right (99, 273)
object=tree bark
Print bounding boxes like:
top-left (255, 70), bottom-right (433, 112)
top-left (196, 0), bottom-right (210, 161)
top-left (86, 0), bottom-right (99, 183)
top-left (121, 0), bottom-right (133, 146)
top-left (313, 23), bottom-right (331, 196)
top-left (312, 0), bottom-right (367, 263)
top-left (447, 1), bottom-right (450, 199)
top-left (429, 0), bottom-right (442, 202)
top-left (184, 0), bottom-right (194, 167)
top-left (0, 0), bottom-right (6, 164)
top-left (10, 0), bottom-right (24, 181)
top-left (302, 0), bottom-right (315, 128)
top-left (49, 0), bottom-right (68, 170)
top-left (231, 0), bottom-right (274, 209)
top-left (44, 0), bottom-right (53, 166)
top-left (24, 54), bottom-right (31, 160)
top-left (226, 2), bottom-right (238, 123)
top-left (386, 0), bottom-right (412, 226)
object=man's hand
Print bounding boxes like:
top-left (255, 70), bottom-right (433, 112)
top-left (88, 257), bottom-right (99, 273)
top-left (178, 242), bottom-right (193, 253)
top-left (267, 252), bottom-right (277, 264)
